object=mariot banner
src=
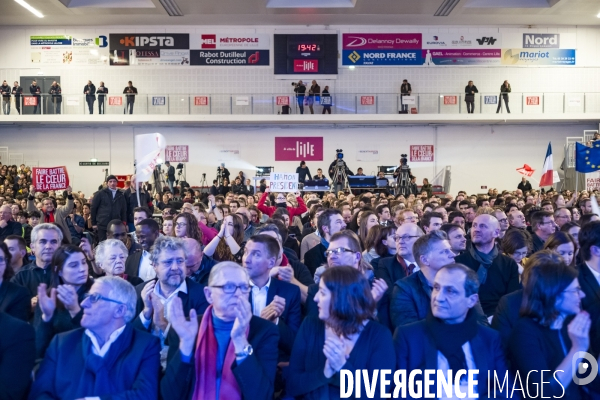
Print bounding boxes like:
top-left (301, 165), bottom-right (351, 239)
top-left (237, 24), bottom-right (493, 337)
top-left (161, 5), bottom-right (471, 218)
top-left (30, 35), bottom-right (109, 66)
top-left (32, 166), bottom-right (70, 191)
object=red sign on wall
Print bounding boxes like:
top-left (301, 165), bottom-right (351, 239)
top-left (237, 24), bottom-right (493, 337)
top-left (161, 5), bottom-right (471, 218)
top-left (361, 96), bottom-right (375, 105)
top-left (109, 96), bottom-right (122, 106)
top-left (194, 96), bottom-right (209, 106)
top-left (165, 145), bottom-right (189, 162)
top-left (443, 96), bottom-right (457, 105)
top-left (293, 59), bottom-right (318, 73)
top-left (410, 145), bottom-right (434, 162)
top-left (526, 96), bottom-right (540, 105)
top-left (276, 96), bottom-right (289, 106)
top-left (24, 96), bottom-right (38, 106)
top-left (275, 137), bottom-right (323, 161)
top-left (32, 166), bottom-right (69, 191)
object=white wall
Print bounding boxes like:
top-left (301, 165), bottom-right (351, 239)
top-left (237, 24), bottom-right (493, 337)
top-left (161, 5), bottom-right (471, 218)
top-left (0, 25), bottom-right (599, 98)
top-left (0, 123), bottom-right (594, 196)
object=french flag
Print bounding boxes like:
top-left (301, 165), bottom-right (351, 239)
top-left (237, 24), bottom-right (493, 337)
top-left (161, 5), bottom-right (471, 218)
top-left (539, 142), bottom-right (554, 187)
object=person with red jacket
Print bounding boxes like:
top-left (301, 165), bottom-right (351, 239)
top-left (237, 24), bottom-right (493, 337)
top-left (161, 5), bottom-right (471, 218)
top-left (257, 189), bottom-right (307, 226)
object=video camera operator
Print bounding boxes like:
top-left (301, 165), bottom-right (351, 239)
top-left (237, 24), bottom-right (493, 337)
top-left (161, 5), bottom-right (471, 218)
top-left (393, 154), bottom-right (415, 196)
top-left (328, 149), bottom-right (354, 194)
top-left (216, 163), bottom-right (230, 186)
top-left (292, 80), bottom-right (306, 114)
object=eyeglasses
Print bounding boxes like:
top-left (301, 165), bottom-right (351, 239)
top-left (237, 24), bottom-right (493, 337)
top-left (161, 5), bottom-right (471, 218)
top-left (325, 247), bottom-right (356, 257)
top-left (392, 234), bottom-right (420, 242)
top-left (539, 220), bottom-right (555, 225)
top-left (563, 287), bottom-right (584, 295)
top-left (211, 283), bottom-right (251, 294)
top-left (176, 223), bottom-right (188, 228)
top-left (83, 293), bottom-right (125, 305)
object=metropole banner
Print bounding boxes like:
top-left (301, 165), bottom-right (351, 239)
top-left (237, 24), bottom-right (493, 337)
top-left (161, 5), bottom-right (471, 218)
top-left (189, 33), bottom-right (270, 66)
top-left (32, 166), bottom-right (70, 191)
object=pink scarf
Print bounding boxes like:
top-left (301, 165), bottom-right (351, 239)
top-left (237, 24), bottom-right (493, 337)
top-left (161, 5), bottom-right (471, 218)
top-left (191, 305), bottom-right (244, 400)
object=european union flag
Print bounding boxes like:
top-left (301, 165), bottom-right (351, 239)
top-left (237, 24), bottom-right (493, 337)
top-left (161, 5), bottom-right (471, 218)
top-left (575, 142), bottom-right (600, 173)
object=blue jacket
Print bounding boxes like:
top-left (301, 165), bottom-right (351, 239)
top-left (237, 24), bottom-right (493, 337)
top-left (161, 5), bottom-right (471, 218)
top-left (29, 324), bottom-right (160, 400)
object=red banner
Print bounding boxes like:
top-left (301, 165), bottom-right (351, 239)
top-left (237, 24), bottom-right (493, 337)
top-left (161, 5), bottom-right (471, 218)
top-left (361, 96), bottom-right (375, 105)
top-left (276, 96), bottom-right (289, 106)
top-left (24, 96), bottom-right (38, 106)
top-left (109, 96), bottom-right (122, 106)
top-left (32, 166), bottom-right (69, 191)
top-left (526, 96), bottom-right (540, 105)
top-left (410, 145), bottom-right (434, 162)
top-left (275, 137), bottom-right (323, 161)
top-left (443, 96), bottom-right (457, 105)
top-left (165, 145), bottom-right (189, 162)
top-left (194, 96), bottom-right (208, 106)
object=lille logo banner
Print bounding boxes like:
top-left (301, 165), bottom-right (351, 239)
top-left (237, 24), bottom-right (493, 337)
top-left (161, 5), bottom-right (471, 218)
top-left (32, 166), bottom-right (69, 191)
top-left (275, 137), bottom-right (323, 161)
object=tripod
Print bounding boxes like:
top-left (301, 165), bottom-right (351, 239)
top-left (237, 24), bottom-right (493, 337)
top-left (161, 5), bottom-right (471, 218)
top-left (151, 165), bottom-right (167, 196)
top-left (396, 167), bottom-right (411, 197)
top-left (200, 173), bottom-right (207, 187)
top-left (330, 162), bottom-right (349, 194)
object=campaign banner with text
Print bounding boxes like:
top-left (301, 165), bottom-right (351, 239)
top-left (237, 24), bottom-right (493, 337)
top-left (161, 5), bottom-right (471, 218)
top-left (269, 173), bottom-right (299, 192)
top-left (165, 145), bottom-right (189, 162)
top-left (32, 166), bottom-right (70, 191)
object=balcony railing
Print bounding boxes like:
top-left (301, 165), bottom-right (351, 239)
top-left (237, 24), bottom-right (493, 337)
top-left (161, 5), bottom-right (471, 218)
top-left (0, 92), bottom-right (598, 116)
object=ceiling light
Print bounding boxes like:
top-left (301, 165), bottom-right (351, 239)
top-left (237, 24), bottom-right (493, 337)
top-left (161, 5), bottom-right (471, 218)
top-left (597, 12), bottom-right (600, 18)
top-left (90, 158), bottom-right (98, 162)
top-left (349, 65), bottom-right (355, 70)
top-left (15, 0), bottom-right (44, 18)
top-left (434, 0), bottom-right (461, 16)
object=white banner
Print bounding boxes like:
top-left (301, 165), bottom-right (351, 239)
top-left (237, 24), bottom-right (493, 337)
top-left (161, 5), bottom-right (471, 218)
top-left (356, 149), bottom-right (380, 162)
top-left (66, 97), bottom-right (80, 106)
top-left (218, 146), bottom-right (240, 161)
top-left (402, 95), bottom-right (416, 105)
top-left (269, 172), bottom-right (299, 192)
top-left (236, 96), bottom-right (249, 106)
top-left (135, 133), bottom-right (167, 182)
top-left (423, 33), bottom-right (502, 49)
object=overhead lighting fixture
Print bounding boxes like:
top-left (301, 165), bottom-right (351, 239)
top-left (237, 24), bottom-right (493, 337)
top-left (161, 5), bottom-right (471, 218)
top-left (597, 11), bottom-right (600, 17)
top-left (158, 0), bottom-right (183, 16)
top-left (90, 158), bottom-right (98, 162)
top-left (349, 65), bottom-right (355, 70)
top-left (15, 0), bottom-right (44, 18)
top-left (434, 0), bottom-right (461, 16)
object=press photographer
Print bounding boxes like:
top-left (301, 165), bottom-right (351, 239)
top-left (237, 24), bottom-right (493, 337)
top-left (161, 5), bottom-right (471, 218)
top-left (328, 149), bottom-right (354, 194)
top-left (393, 154), bottom-right (414, 197)
top-left (292, 80), bottom-right (306, 114)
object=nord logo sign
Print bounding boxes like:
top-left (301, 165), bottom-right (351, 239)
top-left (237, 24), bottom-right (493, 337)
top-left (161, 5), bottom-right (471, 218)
top-left (523, 34), bottom-right (559, 48)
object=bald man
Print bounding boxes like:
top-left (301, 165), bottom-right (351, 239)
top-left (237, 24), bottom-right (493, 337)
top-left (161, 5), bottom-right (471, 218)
top-left (455, 214), bottom-right (520, 317)
top-left (182, 238), bottom-right (215, 286)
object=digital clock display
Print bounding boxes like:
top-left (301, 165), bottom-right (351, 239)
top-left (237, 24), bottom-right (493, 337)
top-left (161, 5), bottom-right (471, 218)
top-left (297, 44), bottom-right (320, 52)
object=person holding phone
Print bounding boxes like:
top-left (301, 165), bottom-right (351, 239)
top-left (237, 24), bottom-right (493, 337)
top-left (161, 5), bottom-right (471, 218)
top-left (96, 81), bottom-right (108, 114)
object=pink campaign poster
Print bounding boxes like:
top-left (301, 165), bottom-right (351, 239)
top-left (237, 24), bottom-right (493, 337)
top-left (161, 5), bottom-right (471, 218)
top-left (275, 137), bottom-right (323, 161)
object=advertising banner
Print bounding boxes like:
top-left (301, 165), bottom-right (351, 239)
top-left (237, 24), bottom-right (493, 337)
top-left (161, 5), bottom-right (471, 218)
top-left (275, 137), bottom-right (323, 161)
top-left (30, 34), bottom-right (109, 65)
top-left (165, 145), bottom-right (189, 163)
top-left (108, 96), bottom-right (122, 106)
top-left (501, 49), bottom-right (576, 66)
top-left (152, 97), bottom-right (166, 106)
top-left (110, 34), bottom-right (189, 50)
top-left (269, 173), bottom-right (299, 193)
top-left (422, 34), bottom-right (502, 49)
top-left (523, 33), bottom-right (559, 48)
top-left (194, 96), bottom-right (209, 106)
top-left (276, 96), bottom-right (289, 106)
top-left (24, 96), bottom-right (38, 106)
top-left (402, 96), bottom-right (416, 105)
top-left (422, 49), bottom-right (501, 66)
top-left (361, 96), bottom-right (375, 105)
top-left (410, 145), bottom-right (434, 162)
top-left (342, 33), bottom-right (422, 50)
top-left (344, 50), bottom-right (423, 66)
top-left (526, 96), bottom-right (540, 105)
top-left (443, 96), bottom-right (457, 105)
top-left (484, 96), bottom-right (498, 104)
top-left (32, 166), bottom-right (70, 191)
top-left (192, 34), bottom-right (270, 50)
top-left (190, 50), bottom-right (269, 66)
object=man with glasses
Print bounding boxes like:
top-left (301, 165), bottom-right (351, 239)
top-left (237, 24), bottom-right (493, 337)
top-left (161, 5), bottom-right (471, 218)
top-left (554, 207), bottom-right (572, 229)
top-left (30, 276), bottom-right (161, 399)
top-left (374, 222), bottom-right (424, 294)
top-left (492, 209), bottom-right (509, 241)
top-left (126, 219), bottom-right (160, 281)
top-left (133, 236), bottom-right (208, 369)
top-left (161, 261), bottom-right (279, 400)
top-left (530, 211), bottom-right (557, 254)
top-left (455, 214), bottom-right (520, 317)
top-left (303, 209), bottom-right (346, 276)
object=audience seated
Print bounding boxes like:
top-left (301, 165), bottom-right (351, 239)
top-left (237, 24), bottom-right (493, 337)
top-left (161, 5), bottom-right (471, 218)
top-left (394, 264), bottom-right (510, 398)
top-left (125, 218), bottom-right (160, 281)
top-left (0, 241), bottom-right (30, 321)
top-left (161, 262), bottom-right (279, 400)
top-left (95, 239), bottom-right (144, 286)
top-left (30, 276), bottom-right (161, 399)
top-left (287, 266), bottom-right (395, 398)
top-left (304, 209), bottom-right (345, 276)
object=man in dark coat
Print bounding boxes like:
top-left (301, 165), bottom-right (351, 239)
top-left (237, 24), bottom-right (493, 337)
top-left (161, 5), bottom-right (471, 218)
top-left (0, 204), bottom-right (22, 241)
top-left (29, 277), bottom-right (161, 400)
top-left (455, 214), bottom-right (520, 317)
top-left (394, 264), bottom-right (511, 399)
top-left (161, 262), bottom-right (279, 400)
top-left (83, 80), bottom-right (96, 114)
top-left (91, 175), bottom-right (127, 242)
top-left (0, 312), bottom-right (35, 400)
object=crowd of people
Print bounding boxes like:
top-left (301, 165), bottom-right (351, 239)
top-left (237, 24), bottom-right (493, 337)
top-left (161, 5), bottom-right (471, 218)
top-left (1, 160), bottom-right (600, 399)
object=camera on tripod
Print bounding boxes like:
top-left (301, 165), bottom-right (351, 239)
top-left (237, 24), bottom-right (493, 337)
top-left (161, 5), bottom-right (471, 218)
top-left (335, 149), bottom-right (345, 168)
top-left (400, 154), bottom-right (409, 169)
